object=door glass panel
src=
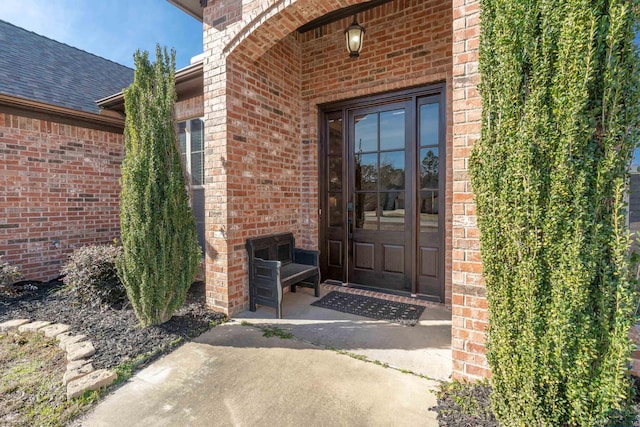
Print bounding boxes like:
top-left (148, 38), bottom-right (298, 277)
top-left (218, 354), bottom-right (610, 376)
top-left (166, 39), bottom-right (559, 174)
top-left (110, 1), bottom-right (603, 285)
top-left (420, 148), bottom-right (439, 190)
top-left (329, 157), bottom-right (342, 191)
top-left (355, 193), bottom-right (377, 229)
top-left (329, 118), bottom-right (343, 155)
top-left (420, 103), bottom-right (439, 147)
top-left (354, 113), bottom-right (378, 152)
top-left (328, 193), bottom-right (343, 227)
top-left (380, 110), bottom-right (405, 150)
top-left (355, 153), bottom-right (378, 190)
top-left (420, 191), bottom-right (439, 231)
top-left (380, 191), bottom-right (405, 231)
top-left (380, 151), bottom-right (405, 190)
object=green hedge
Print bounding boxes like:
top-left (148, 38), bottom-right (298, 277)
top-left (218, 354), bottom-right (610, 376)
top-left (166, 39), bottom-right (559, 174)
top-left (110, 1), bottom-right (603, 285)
top-left (471, 0), bottom-right (640, 425)
top-left (117, 47), bottom-right (201, 327)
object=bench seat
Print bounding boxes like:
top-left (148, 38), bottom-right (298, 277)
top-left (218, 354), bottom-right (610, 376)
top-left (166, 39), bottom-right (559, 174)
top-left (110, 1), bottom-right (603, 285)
top-left (246, 233), bottom-right (320, 318)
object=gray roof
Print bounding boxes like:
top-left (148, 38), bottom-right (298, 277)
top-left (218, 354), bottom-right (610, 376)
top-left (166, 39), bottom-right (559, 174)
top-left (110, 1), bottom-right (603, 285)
top-left (0, 19), bottom-right (133, 114)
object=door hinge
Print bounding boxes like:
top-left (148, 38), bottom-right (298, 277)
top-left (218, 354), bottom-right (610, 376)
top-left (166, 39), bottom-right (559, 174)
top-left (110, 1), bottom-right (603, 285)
top-left (318, 208), bottom-right (322, 216)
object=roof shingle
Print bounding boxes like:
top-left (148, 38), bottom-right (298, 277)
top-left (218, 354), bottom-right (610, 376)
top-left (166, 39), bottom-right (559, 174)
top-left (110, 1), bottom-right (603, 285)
top-left (0, 19), bottom-right (133, 114)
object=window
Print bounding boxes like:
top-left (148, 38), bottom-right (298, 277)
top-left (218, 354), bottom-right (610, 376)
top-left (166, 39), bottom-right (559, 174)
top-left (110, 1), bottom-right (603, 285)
top-left (178, 118), bottom-right (204, 186)
top-left (178, 118), bottom-right (205, 255)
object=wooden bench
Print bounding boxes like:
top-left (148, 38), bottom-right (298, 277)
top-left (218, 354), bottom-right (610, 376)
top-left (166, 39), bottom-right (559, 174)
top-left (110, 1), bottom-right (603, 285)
top-left (246, 232), bottom-right (320, 318)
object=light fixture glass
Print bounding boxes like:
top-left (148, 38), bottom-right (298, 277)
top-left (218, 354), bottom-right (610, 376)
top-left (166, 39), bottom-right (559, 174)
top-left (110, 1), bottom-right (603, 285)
top-left (344, 15), bottom-right (365, 58)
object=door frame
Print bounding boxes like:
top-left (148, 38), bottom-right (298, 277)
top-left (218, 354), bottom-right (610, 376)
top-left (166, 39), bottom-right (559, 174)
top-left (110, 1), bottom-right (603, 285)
top-left (318, 83), bottom-right (447, 300)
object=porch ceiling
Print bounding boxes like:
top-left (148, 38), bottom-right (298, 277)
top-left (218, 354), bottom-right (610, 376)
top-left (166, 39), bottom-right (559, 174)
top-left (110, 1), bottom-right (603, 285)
top-left (167, 0), bottom-right (396, 31)
top-left (297, 0), bottom-right (394, 33)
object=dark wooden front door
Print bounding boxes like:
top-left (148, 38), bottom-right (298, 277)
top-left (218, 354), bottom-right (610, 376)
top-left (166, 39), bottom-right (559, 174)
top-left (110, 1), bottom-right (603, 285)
top-left (319, 85), bottom-right (445, 300)
top-left (350, 102), bottom-right (411, 290)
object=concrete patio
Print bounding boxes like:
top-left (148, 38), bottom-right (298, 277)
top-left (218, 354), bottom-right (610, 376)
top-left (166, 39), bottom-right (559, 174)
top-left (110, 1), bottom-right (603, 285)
top-left (76, 287), bottom-right (451, 426)
top-left (237, 286), bottom-right (453, 381)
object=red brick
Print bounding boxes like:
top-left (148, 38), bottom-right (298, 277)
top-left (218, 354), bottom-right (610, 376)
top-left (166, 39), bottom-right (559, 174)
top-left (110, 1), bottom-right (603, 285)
top-left (202, 0), bottom-right (454, 317)
top-left (0, 114), bottom-right (124, 280)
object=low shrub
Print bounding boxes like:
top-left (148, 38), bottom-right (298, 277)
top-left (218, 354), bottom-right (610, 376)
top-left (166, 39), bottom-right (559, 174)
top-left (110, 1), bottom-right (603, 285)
top-left (0, 256), bottom-right (21, 289)
top-left (61, 244), bottom-right (126, 309)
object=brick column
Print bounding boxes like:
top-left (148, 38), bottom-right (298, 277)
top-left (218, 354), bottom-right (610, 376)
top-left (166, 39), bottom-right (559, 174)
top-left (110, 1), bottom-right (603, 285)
top-left (202, 3), bottom-right (241, 313)
top-left (451, 0), bottom-right (489, 379)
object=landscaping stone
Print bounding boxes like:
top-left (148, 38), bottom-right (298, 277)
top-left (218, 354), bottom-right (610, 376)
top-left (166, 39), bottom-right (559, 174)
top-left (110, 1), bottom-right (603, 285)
top-left (58, 333), bottom-right (87, 350)
top-left (0, 280), bottom-right (225, 370)
top-left (0, 318), bottom-right (30, 333)
top-left (56, 331), bottom-right (74, 345)
top-left (40, 323), bottom-right (71, 338)
top-left (66, 341), bottom-right (96, 361)
top-left (63, 361), bottom-right (95, 385)
top-left (17, 320), bottom-right (51, 333)
top-left (67, 369), bottom-right (117, 399)
top-left (66, 359), bottom-right (91, 371)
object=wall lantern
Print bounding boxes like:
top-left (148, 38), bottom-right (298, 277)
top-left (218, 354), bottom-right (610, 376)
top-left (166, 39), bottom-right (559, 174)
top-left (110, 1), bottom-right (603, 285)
top-left (344, 15), bottom-right (365, 58)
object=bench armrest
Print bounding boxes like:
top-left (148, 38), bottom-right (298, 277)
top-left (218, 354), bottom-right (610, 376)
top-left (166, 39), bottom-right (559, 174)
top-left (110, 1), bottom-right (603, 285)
top-left (293, 248), bottom-right (319, 266)
top-left (251, 257), bottom-right (282, 291)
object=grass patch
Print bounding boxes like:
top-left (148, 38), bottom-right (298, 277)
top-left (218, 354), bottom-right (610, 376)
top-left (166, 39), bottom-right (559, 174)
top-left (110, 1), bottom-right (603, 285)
top-left (240, 322), bottom-right (294, 339)
top-left (0, 332), bottom-right (94, 426)
top-left (260, 326), bottom-right (293, 339)
top-left (333, 349), bottom-right (393, 369)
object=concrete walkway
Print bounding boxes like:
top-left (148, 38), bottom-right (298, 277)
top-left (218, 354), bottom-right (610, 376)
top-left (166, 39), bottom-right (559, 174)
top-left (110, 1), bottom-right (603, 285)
top-left (237, 287), bottom-right (452, 381)
top-left (78, 288), bottom-right (450, 426)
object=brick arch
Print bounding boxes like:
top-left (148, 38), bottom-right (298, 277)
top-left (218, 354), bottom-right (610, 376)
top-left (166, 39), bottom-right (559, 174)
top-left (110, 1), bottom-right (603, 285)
top-left (225, 0), bottom-right (364, 62)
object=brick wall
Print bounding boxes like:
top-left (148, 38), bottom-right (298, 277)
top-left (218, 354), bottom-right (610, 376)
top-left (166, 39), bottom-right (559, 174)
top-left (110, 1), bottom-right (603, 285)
top-left (450, 0), bottom-right (486, 379)
top-left (202, 0), bottom-right (453, 314)
top-left (0, 112), bottom-right (123, 280)
top-left (176, 94), bottom-right (204, 121)
top-left (299, 0), bottom-right (453, 305)
top-left (630, 324), bottom-right (640, 376)
top-left (220, 38), bottom-right (303, 312)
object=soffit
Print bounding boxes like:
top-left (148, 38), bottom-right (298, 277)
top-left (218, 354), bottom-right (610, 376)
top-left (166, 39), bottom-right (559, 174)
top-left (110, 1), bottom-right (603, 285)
top-left (97, 61), bottom-right (204, 114)
top-left (167, 0), bottom-right (205, 21)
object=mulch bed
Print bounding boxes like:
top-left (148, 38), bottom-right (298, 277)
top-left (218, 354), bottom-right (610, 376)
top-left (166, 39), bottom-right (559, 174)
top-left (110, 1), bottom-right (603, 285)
top-left (431, 381), bottom-right (499, 427)
top-left (0, 280), bottom-right (226, 371)
top-left (432, 379), bottom-right (640, 426)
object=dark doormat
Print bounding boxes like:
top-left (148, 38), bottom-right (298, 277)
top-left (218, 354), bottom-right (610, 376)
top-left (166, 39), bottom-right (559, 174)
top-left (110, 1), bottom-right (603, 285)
top-left (311, 291), bottom-right (425, 326)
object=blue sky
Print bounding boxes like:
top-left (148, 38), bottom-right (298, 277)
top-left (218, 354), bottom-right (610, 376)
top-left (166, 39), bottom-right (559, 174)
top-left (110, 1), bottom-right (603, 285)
top-left (0, 0), bottom-right (203, 70)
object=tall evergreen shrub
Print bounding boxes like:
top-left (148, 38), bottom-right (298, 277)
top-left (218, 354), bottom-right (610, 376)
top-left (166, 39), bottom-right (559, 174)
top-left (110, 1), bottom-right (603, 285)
top-left (471, 0), bottom-right (640, 425)
top-left (118, 47), bottom-right (201, 327)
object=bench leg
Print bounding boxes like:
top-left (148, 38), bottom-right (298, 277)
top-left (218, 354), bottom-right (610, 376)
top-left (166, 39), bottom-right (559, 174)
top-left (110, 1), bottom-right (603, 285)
top-left (249, 288), bottom-right (256, 312)
top-left (291, 284), bottom-right (297, 293)
top-left (314, 274), bottom-right (320, 297)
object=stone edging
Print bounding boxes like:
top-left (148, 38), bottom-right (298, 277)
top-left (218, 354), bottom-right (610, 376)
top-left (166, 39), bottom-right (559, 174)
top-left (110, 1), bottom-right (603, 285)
top-left (0, 318), bottom-right (117, 399)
